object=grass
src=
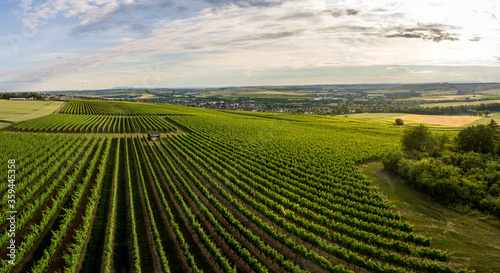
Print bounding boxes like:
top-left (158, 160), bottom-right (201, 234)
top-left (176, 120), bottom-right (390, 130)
top-left (359, 162), bottom-right (500, 273)
top-left (0, 100), bottom-right (64, 123)
top-left (0, 122), bottom-right (12, 129)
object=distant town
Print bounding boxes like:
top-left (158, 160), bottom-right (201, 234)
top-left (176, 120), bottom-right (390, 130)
top-left (3, 82), bottom-right (500, 115)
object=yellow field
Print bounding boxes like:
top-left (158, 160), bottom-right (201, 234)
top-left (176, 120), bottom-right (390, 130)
top-left (480, 89), bottom-right (500, 95)
top-left (137, 94), bottom-right (156, 99)
top-left (0, 100), bottom-right (64, 123)
top-left (241, 90), bottom-right (310, 96)
top-left (395, 114), bottom-right (483, 126)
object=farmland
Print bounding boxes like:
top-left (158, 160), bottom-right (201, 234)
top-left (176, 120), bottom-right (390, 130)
top-left (0, 100), bottom-right (64, 123)
top-left (0, 100), bottom-right (489, 272)
top-left (343, 113), bottom-right (493, 127)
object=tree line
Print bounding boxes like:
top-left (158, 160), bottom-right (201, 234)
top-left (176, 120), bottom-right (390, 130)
top-left (0, 92), bottom-right (44, 100)
top-left (383, 121), bottom-right (500, 218)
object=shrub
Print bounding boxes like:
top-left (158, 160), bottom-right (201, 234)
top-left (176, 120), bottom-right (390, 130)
top-left (401, 124), bottom-right (436, 154)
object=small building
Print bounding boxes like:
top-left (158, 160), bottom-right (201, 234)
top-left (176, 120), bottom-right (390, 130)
top-left (9, 98), bottom-right (27, 100)
top-left (148, 131), bottom-right (160, 141)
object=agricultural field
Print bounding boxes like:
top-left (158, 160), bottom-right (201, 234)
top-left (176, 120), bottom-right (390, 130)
top-left (0, 100), bottom-right (64, 123)
top-left (0, 100), bottom-right (489, 272)
top-left (13, 114), bottom-right (177, 133)
top-left (420, 100), bottom-right (500, 108)
top-left (343, 113), bottom-right (488, 127)
top-left (50, 89), bottom-right (160, 100)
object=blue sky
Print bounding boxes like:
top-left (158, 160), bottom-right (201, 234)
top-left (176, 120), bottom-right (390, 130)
top-left (1, 0), bottom-right (500, 91)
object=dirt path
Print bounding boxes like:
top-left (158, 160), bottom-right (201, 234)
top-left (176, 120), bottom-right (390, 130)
top-left (54, 101), bottom-right (67, 114)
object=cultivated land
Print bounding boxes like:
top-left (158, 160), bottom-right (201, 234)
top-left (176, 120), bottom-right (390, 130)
top-left (0, 99), bottom-right (493, 273)
top-left (394, 114), bottom-right (483, 127)
top-left (420, 100), bottom-right (500, 108)
top-left (0, 100), bottom-right (64, 123)
top-left (342, 113), bottom-right (484, 127)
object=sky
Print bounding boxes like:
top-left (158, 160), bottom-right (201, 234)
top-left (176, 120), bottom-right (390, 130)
top-left (1, 0), bottom-right (500, 91)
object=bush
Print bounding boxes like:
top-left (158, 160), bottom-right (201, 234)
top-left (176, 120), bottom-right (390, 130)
top-left (455, 124), bottom-right (496, 154)
top-left (401, 124), bottom-right (436, 154)
top-left (395, 118), bottom-right (404, 125)
top-left (382, 150), bottom-right (404, 174)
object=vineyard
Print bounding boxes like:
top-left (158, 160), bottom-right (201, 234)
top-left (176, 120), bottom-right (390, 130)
top-left (13, 114), bottom-right (177, 133)
top-left (0, 100), bottom-right (474, 272)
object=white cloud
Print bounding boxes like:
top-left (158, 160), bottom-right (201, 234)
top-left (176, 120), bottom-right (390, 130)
top-left (5, 0), bottom-right (500, 90)
top-left (69, 79), bottom-right (92, 83)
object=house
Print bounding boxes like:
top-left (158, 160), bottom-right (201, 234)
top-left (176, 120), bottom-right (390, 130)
top-left (149, 131), bottom-right (160, 141)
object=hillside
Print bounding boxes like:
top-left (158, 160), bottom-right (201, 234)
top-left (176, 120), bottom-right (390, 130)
top-left (0, 100), bottom-right (483, 272)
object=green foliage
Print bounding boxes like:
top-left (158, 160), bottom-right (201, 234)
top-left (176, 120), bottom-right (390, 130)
top-left (455, 124), bottom-right (496, 154)
top-left (401, 124), bottom-right (437, 154)
top-left (395, 118), bottom-right (404, 125)
top-left (60, 100), bottom-right (188, 115)
top-left (385, 123), bottom-right (500, 218)
top-left (14, 114), bottom-right (176, 133)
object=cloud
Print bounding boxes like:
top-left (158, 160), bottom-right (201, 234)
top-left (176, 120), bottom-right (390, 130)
top-left (204, 0), bottom-right (283, 8)
top-left (0, 69), bottom-right (18, 77)
top-left (484, 11), bottom-right (498, 20)
top-left (69, 0), bottom-right (179, 36)
top-left (70, 80), bottom-right (92, 84)
top-left (386, 66), bottom-right (413, 73)
top-left (384, 24), bottom-right (461, 42)
top-left (469, 36), bottom-right (481, 42)
top-left (386, 67), bottom-right (433, 74)
top-left (346, 9), bottom-right (360, 16)
top-left (7, 0), bottom-right (500, 91)
top-left (248, 30), bottom-right (305, 41)
top-left (242, 70), bottom-right (252, 77)
top-left (19, 0), bottom-right (202, 36)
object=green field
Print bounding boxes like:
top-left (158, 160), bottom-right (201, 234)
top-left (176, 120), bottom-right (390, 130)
top-left (0, 100), bottom-right (64, 123)
top-left (360, 162), bottom-right (500, 273)
top-left (50, 89), bottom-right (160, 100)
top-left (0, 100), bottom-right (490, 272)
top-left (421, 99), bottom-right (500, 108)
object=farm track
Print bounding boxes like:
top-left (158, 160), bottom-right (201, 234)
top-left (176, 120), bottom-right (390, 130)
top-left (53, 101), bottom-right (67, 114)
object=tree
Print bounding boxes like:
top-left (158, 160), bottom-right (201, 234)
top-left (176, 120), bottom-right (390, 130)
top-left (455, 124), bottom-right (496, 154)
top-left (488, 119), bottom-right (500, 142)
top-left (401, 124), bottom-right (437, 154)
top-left (395, 118), bottom-right (404, 125)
